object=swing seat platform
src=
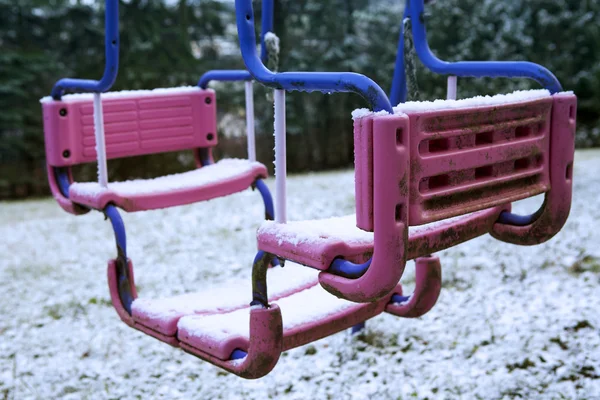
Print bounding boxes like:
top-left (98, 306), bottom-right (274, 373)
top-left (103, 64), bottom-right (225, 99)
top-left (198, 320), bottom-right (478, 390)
top-left (130, 261), bottom-right (317, 337)
top-left (256, 207), bottom-right (505, 270)
top-left (254, 91), bottom-right (576, 304)
top-left (42, 87), bottom-right (268, 213)
top-left (68, 158), bottom-right (267, 212)
top-left (109, 256), bottom-right (441, 377)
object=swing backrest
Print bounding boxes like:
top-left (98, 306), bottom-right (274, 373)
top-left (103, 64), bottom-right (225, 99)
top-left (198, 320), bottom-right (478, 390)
top-left (42, 88), bottom-right (217, 168)
top-left (355, 94), bottom-right (575, 231)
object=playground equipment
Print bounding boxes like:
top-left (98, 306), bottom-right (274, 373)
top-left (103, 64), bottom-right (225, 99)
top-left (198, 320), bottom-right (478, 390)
top-left (41, 0), bottom-right (576, 379)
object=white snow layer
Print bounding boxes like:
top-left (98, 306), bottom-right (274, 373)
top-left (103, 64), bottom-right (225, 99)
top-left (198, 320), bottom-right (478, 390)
top-left (1, 151), bottom-right (600, 399)
top-left (69, 159), bottom-right (264, 198)
top-left (132, 261), bottom-right (317, 323)
top-left (40, 86), bottom-right (204, 103)
top-left (258, 215), bottom-right (373, 246)
top-left (352, 89), bottom-right (571, 119)
top-left (264, 32), bottom-right (280, 54)
top-left (178, 283), bottom-right (357, 343)
top-left (258, 210), bottom-right (492, 247)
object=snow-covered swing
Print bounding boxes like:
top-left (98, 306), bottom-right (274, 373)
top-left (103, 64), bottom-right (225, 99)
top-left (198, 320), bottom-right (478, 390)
top-left (41, 0), bottom-right (576, 379)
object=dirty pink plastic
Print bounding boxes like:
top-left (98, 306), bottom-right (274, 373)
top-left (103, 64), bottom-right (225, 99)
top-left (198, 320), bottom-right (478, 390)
top-left (108, 258), bottom-right (435, 378)
top-left (355, 97), bottom-right (553, 230)
top-left (46, 165), bottom-right (89, 215)
top-left (491, 93), bottom-right (577, 245)
top-left (280, 288), bottom-right (395, 350)
top-left (42, 89), bottom-right (269, 213)
top-left (407, 205), bottom-right (508, 258)
top-left (68, 163), bottom-right (268, 212)
top-left (178, 286), bottom-right (401, 377)
top-left (257, 233), bottom-right (373, 270)
top-left (132, 277), bottom-right (318, 337)
top-left (257, 206), bottom-right (509, 271)
top-left (180, 306), bottom-right (283, 379)
top-left (107, 258), bottom-right (182, 347)
top-left (386, 256), bottom-right (442, 318)
top-left (319, 115), bottom-right (410, 302)
top-left (43, 90), bottom-right (217, 167)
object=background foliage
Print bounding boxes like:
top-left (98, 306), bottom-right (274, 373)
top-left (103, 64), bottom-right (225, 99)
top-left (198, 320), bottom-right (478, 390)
top-left (0, 0), bottom-right (598, 198)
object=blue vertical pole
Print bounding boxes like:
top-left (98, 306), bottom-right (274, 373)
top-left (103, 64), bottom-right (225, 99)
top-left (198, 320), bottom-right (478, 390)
top-left (389, 5), bottom-right (409, 105)
top-left (260, 0), bottom-right (275, 63)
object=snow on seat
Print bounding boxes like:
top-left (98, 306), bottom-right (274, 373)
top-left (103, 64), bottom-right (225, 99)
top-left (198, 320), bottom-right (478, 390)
top-left (68, 159), bottom-right (267, 212)
top-left (177, 282), bottom-right (393, 360)
top-left (257, 207), bottom-right (507, 270)
top-left (257, 215), bottom-right (374, 270)
top-left (132, 261), bottom-right (318, 337)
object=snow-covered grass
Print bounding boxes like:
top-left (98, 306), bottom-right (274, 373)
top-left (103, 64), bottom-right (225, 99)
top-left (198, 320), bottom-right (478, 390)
top-left (1, 151), bottom-right (600, 399)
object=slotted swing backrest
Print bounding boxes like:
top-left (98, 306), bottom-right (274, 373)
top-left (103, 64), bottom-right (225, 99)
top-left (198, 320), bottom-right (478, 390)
top-left (42, 88), bottom-right (217, 167)
top-left (355, 96), bottom-right (557, 231)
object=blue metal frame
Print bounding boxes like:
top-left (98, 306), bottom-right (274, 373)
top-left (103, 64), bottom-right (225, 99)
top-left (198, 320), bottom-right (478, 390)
top-left (198, 0), bottom-right (274, 90)
top-left (391, 294), bottom-right (410, 304)
top-left (328, 257), bottom-right (372, 279)
top-left (391, 0), bottom-right (563, 103)
top-left (51, 0), bottom-right (119, 100)
top-left (389, 7), bottom-right (409, 105)
top-left (260, 0), bottom-right (275, 63)
top-left (351, 322), bottom-right (366, 334)
top-left (105, 205), bottom-right (127, 260)
top-left (105, 204), bottom-right (134, 314)
top-left (56, 168), bottom-right (72, 198)
top-left (198, 70), bottom-right (252, 89)
top-left (388, 0), bottom-right (563, 226)
top-left (234, 0), bottom-right (393, 113)
top-left (230, 349), bottom-right (248, 360)
top-left (255, 179), bottom-right (275, 221)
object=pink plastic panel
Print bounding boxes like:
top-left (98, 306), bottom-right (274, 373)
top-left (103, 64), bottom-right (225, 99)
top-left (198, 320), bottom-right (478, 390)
top-left (409, 97), bottom-right (552, 224)
top-left (67, 161), bottom-right (267, 212)
top-left (490, 93), bottom-right (577, 244)
top-left (43, 89), bottom-right (217, 167)
top-left (354, 97), bottom-right (554, 228)
top-left (177, 285), bottom-right (399, 360)
top-left (354, 116), bottom-right (374, 231)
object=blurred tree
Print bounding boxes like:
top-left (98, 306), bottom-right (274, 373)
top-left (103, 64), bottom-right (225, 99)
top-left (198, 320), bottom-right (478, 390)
top-left (0, 0), bottom-right (598, 199)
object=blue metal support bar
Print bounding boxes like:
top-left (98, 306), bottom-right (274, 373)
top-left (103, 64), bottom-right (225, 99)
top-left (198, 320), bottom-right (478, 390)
top-left (51, 0), bottom-right (120, 99)
top-left (260, 0), bottom-right (275, 63)
top-left (198, 70), bottom-right (252, 89)
top-left (234, 0), bottom-right (393, 112)
top-left (105, 204), bottom-right (134, 314)
top-left (198, 0), bottom-right (274, 89)
top-left (254, 179), bottom-right (275, 221)
top-left (389, 0), bottom-right (563, 226)
top-left (389, 7), bottom-right (409, 105)
top-left (392, 0), bottom-right (563, 101)
top-left (328, 258), bottom-right (372, 279)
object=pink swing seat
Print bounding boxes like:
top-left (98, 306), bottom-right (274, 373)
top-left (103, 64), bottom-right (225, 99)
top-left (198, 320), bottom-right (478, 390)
top-left (258, 91), bottom-right (577, 303)
top-left (108, 255), bottom-right (441, 378)
top-left (106, 90), bottom-right (576, 379)
top-left (41, 87), bottom-right (267, 212)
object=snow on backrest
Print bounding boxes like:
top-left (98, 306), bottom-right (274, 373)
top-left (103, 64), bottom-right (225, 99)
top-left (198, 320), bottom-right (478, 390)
top-left (41, 87), bottom-right (217, 167)
top-left (354, 91), bottom-right (555, 230)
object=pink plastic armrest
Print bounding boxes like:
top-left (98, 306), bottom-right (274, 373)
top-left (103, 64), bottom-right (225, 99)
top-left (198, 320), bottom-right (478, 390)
top-left (107, 259), bottom-right (138, 327)
top-left (319, 115), bottom-right (410, 302)
top-left (179, 306), bottom-right (283, 379)
top-left (491, 94), bottom-right (576, 245)
top-left (386, 256), bottom-right (442, 318)
top-left (47, 165), bottom-right (89, 215)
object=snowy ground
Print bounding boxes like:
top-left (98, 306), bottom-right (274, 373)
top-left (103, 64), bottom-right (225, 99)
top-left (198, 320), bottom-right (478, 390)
top-left (1, 151), bottom-right (600, 400)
